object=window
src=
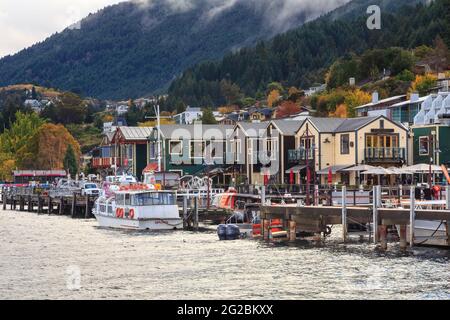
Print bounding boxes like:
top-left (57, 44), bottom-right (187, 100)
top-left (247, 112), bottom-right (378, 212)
top-left (116, 194), bottom-right (125, 206)
top-left (341, 134), bottom-right (350, 154)
top-left (190, 140), bottom-right (206, 159)
top-left (169, 140), bottom-right (183, 155)
top-left (265, 138), bottom-right (278, 160)
top-left (419, 137), bottom-right (429, 155)
top-left (235, 140), bottom-right (241, 162)
top-left (380, 120), bottom-right (385, 129)
top-left (132, 192), bottom-right (176, 206)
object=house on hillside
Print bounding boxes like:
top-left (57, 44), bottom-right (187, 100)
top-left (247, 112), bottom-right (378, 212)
top-left (173, 107), bottom-right (203, 125)
top-left (355, 92), bottom-right (406, 118)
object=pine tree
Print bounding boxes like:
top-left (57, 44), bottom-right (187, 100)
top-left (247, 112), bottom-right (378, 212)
top-left (201, 108), bottom-right (217, 124)
top-left (64, 144), bottom-right (78, 177)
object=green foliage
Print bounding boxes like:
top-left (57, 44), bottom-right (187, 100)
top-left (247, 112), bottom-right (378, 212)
top-left (200, 108), bottom-right (217, 125)
top-left (64, 144), bottom-right (78, 176)
top-left (396, 70), bottom-right (416, 82)
top-left (0, 112), bottom-right (45, 156)
top-left (0, 1), bottom-right (318, 100)
top-left (168, 0), bottom-right (448, 107)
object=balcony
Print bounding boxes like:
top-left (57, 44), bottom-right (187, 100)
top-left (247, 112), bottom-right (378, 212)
top-left (92, 157), bottom-right (123, 169)
top-left (288, 149), bottom-right (315, 163)
top-left (364, 148), bottom-right (406, 163)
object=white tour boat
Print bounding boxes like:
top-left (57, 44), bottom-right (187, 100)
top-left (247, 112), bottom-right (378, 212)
top-left (93, 185), bottom-right (183, 230)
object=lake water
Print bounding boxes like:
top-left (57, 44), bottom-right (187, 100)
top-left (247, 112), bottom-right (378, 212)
top-left (0, 209), bottom-right (449, 300)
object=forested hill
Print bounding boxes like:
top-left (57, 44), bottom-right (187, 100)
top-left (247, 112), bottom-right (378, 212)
top-left (168, 0), bottom-right (448, 108)
top-left (0, 0), bottom-right (349, 100)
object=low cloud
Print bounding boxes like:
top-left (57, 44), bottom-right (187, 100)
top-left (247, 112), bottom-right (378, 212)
top-left (0, 0), bottom-right (351, 58)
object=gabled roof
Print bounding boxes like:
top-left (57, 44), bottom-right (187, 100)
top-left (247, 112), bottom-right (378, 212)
top-left (355, 95), bottom-right (406, 110)
top-left (236, 122), bottom-right (270, 137)
top-left (304, 116), bottom-right (406, 134)
top-left (271, 119), bottom-right (304, 136)
top-left (116, 127), bottom-right (153, 141)
top-left (308, 118), bottom-right (346, 132)
top-left (335, 117), bottom-right (379, 133)
top-left (156, 124), bottom-right (234, 140)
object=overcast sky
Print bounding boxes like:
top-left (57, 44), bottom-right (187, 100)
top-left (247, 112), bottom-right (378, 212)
top-left (0, 0), bottom-right (125, 58)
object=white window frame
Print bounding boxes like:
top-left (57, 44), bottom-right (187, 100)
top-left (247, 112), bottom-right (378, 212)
top-left (189, 140), bottom-right (206, 159)
top-left (419, 136), bottom-right (429, 156)
top-left (169, 140), bottom-right (183, 156)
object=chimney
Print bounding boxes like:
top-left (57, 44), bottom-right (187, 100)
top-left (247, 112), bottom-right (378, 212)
top-left (372, 91), bottom-right (379, 104)
top-left (410, 93), bottom-right (420, 103)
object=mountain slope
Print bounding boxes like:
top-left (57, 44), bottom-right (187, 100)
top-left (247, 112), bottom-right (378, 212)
top-left (0, 0), bottom-right (350, 100)
top-left (167, 0), bottom-right (447, 107)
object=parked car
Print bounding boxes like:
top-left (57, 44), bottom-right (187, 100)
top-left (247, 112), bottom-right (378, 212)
top-left (80, 182), bottom-right (101, 196)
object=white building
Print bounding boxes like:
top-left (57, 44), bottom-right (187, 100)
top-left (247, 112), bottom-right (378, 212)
top-left (173, 107), bottom-right (203, 124)
top-left (116, 105), bottom-right (129, 115)
top-left (414, 92), bottom-right (450, 126)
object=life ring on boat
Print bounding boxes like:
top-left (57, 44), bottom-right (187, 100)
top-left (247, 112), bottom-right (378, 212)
top-left (129, 209), bottom-right (135, 219)
top-left (116, 208), bottom-right (124, 218)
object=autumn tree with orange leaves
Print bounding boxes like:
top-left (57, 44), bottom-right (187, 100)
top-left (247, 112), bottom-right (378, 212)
top-left (275, 101), bottom-right (302, 119)
top-left (18, 124), bottom-right (81, 171)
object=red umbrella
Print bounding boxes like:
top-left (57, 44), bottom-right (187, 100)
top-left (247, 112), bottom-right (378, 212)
top-left (328, 167), bottom-right (333, 185)
top-left (264, 172), bottom-right (269, 185)
top-left (289, 169), bottom-right (294, 185)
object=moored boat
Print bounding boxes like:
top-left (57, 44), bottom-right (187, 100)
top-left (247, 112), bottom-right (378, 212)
top-left (93, 184), bottom-right (183, 230)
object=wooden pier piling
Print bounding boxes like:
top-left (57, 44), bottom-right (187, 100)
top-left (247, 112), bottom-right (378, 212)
top-left (71, 193), bottom-right (77, 218)
top-left (399, 225), bottom-right (407, 250)
top-left (342, 186), bottom-right (348, 242)
top-left (409, 186), bottom-right (416, 248)
top-left (85, 195), bottom-right (90, 219)
top-left (289, 221), bottom-right (297, 242)
top-left (372, 186), bottom-right (379, 244)
top-left (379, 225), bottom-right (388, 251)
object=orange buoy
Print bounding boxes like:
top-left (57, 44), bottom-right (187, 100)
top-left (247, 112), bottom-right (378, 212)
top-left (129, 209), bottom-right (135, 219)
top-left (116, 208), bottom-right (121, 218)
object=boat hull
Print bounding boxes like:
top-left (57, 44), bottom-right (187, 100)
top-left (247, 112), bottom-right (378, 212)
top-left (398, 220), bottom-right (449, 247)
top-left (94, 214), bottom-right (183, 231)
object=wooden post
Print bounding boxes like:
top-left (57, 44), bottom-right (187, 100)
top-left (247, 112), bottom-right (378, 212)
top-left (372, 186), bottom-right (379, 244)
top-left (289, 221), bottom-right (297, 242)
top-left (59, 198), bottom-right (64, 215)
top-left (379, 225), bottom-right (388, 251)
top-left (410, 186), bottom-right (416, 248)
top-left (71, 193), bottom-right (77, 219)
top-left (261, 186), bottom-right (266, 206)
top-left (2, 189), bottom-right (6, 210)
top-left (342, 186), bottom-right (348, 242)
top-left (183, 196), bottom-right (188, 229)
top-left (194, 197), bottom-right (199, 231)
top-left (446, 186), bottom-right (450, 210)
top-left (28, 196), bottom-right (32, 212)
top-left (19, 196), bottom-right (24, 212)
top-left (47, 197), bottom-right (52, 214)
top-left (399, 225), bottom-right (407, 251)
top-left (85, 195), bottom-right (90, 219)
top-left (37, 195), bottom-right (42, 214)
top-left (263, 219), bottom-right (269, 241)
top-left (314, 185), bottom-right (319, 206)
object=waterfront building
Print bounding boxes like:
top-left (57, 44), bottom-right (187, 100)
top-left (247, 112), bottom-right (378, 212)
top-left (148, 124), bottom-right (234, 179)
top-left (265, 120), bottom-right (304, 184)
top-left (289, 116), bottom-right (409, 185)
top-left (228, 122), bottom-right (270, 185)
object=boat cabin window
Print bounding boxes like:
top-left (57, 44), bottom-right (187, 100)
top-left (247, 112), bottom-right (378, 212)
top-left (115, 194), bottom-right (125, 206)
top-left (132, 193), bottom-right (176, 206)
top-left (125, 194), bottom-right (131, 206)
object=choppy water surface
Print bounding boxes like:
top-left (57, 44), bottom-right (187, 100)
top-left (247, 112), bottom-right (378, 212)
top-left (0, 209), bottom-right (449, 300)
